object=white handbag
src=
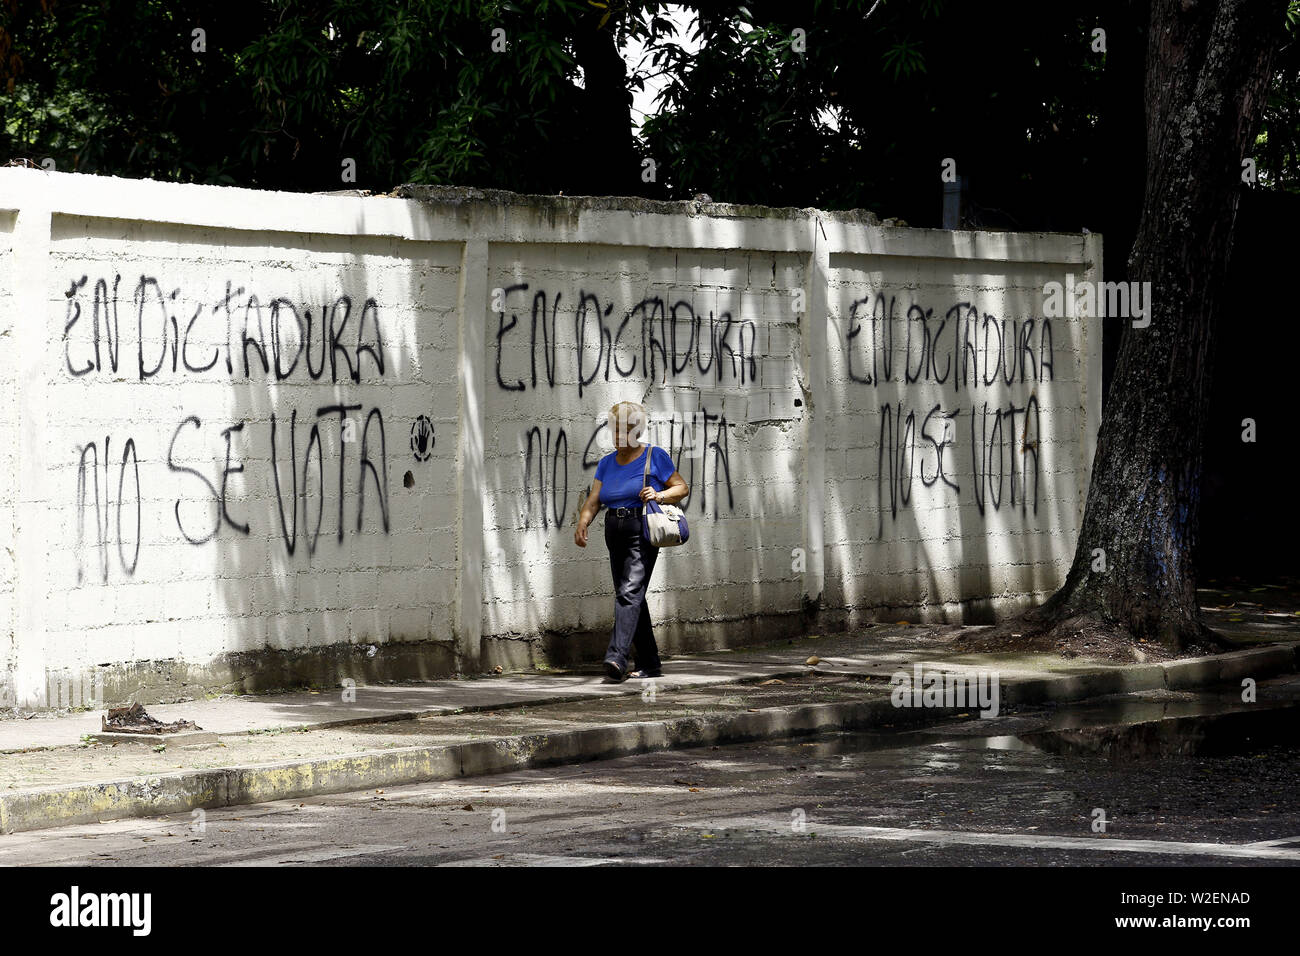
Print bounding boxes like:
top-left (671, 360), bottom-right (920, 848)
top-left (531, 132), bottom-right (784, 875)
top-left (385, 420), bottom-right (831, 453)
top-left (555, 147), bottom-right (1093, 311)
top-left (641, 444), bottom-right (689, 547)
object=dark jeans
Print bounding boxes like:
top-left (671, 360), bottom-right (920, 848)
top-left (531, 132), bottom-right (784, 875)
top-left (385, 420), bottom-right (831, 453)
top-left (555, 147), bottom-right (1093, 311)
top-left (603, 508), bottom-right (661, 673)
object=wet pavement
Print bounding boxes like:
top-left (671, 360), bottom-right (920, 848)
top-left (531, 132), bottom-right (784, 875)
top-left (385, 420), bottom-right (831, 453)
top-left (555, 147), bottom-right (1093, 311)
top-left (3, 680), bottom-right (1298, 866)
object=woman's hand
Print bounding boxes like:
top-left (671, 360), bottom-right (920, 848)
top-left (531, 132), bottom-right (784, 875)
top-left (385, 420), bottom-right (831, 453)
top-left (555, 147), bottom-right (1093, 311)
top-left (575, 480), bottom-right (601, 548)
top-left (639, 487), bottom-right (661, 504)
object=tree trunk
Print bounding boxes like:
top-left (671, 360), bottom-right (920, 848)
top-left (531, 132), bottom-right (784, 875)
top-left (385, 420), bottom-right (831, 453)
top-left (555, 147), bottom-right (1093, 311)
top-left (569, 11), bottom-right (641, 197)
top-left (983, 0), bottom-right (1285, 653)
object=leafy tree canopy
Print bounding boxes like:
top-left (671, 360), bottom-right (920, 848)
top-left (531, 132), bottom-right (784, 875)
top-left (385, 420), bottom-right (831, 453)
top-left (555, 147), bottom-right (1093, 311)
top-left (3, 0), bottom-right (1298, 225)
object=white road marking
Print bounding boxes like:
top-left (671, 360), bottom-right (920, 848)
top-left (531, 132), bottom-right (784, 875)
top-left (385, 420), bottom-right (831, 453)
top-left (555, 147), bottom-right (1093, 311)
top-left (676, 819), bottom-right (1300, 861)
top-left (1244, 835), bottom-right (1300, 848)
top-left (439, 853), bottom-right (668, 867)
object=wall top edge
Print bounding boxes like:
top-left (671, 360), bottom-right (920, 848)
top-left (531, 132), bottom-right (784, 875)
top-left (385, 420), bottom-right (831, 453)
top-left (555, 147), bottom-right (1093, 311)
top-left (0, 168), bottom-right (1100, 250)
top-left (391, 183), bottom-right (872, 224)
top-left (390, 184), bottom-right (1096, 244)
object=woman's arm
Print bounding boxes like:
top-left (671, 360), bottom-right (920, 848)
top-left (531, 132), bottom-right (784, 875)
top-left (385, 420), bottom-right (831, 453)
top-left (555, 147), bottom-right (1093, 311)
top-left (574, 479), bottom-right (602, 548)
top-left (640, 471), bottom-right (689, 506)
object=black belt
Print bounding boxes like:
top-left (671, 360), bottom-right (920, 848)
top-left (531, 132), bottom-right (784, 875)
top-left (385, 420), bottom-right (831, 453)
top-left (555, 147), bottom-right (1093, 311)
top-left (609, 506), bottom-right (643, 517)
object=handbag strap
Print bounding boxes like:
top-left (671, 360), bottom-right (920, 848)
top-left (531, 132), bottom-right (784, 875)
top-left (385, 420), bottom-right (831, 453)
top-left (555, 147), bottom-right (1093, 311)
top-left (642, 442), bottom-right (653, 491)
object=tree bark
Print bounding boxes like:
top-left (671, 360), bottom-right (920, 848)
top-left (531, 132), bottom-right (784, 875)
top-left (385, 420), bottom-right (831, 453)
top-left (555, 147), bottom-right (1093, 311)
top-left (980, 0), bottom-right (1285, 653)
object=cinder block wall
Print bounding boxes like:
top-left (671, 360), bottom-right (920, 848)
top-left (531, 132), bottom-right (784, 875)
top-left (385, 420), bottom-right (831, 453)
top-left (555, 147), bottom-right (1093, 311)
top-left (0, 171), bottom-right (1101, 708)
top-left (824, 237), bottom-right (1099, 626)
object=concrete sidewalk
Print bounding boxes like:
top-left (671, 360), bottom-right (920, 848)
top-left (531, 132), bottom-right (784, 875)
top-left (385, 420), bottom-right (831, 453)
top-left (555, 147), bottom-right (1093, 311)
top-left (0, 628), bottom-right (967, 752)
top-left (2, 623), bottom-right (1299, 835)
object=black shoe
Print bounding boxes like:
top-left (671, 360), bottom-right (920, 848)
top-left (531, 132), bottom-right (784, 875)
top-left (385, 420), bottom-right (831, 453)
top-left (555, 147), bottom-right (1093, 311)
top-left (603, 660), bottom-right (626, 683)
top-left (627, 669), bottom-right (662, 679)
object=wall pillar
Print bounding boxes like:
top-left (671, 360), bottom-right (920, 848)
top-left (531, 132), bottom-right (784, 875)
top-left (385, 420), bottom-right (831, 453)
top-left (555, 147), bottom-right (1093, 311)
top-left (454, 237), bottom-right (489, 671)
top-left (11, 191), bottom-right (51, 707)
top-left (803, 216), bottom-right (829, 608)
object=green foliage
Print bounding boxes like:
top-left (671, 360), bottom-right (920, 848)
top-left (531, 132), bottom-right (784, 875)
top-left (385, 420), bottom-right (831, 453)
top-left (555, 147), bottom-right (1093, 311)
top-left (1, 0), bottom-right (1297, 209)
top-left (2, 0), bottom-right (613, 191)
top-left (1260, 1), bottom-right (1300, 191)
top-left (2, 0), bottom-right (273, 182)
top-left (880, 38), bottom-right (925, 81)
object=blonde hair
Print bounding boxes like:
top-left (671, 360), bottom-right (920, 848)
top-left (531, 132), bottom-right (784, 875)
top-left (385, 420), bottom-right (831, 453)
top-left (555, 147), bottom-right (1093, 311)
top-left (609, 401), bottom-right (647, 448)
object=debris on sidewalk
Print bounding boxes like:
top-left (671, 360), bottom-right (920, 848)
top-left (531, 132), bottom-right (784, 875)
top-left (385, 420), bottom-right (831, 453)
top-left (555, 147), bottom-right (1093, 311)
top-left (101, 703), bottom-right (201, 735)
top-left (89, 703), bottom-right (216, 748)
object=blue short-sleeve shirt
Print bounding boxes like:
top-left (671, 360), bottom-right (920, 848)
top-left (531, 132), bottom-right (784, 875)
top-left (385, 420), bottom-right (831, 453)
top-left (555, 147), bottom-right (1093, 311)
top-left (595, 445), bottom-right (676, 508)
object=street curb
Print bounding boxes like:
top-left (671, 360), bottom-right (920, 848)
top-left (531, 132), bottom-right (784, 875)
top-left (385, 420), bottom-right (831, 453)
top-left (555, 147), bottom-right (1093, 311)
top-left (2, 643), bottom-right (1297, 835)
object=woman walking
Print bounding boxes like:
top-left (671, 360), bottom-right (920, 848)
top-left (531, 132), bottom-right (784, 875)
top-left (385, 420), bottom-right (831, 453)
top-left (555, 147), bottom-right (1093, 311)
top-left (574, 401), bottom-right (689, 683)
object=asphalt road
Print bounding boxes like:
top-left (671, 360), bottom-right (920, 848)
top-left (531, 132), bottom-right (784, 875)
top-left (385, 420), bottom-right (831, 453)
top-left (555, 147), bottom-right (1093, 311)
top-left (3, 697), bottom-right (1299, 867)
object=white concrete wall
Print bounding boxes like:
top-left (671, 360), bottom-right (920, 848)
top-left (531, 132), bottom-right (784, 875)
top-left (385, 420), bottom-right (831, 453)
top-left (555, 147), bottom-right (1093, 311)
top-left (0, 209), bottom-right (17, 693)
top-left (822, 229), bottom-right (1101, 621)
top-left (482, 242), bottom-right (808, 643)
top-left (0, 170), bottom-right (1101, 708)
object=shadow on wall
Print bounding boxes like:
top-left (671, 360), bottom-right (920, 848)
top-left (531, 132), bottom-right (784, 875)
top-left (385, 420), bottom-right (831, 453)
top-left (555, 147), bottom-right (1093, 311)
top-left (821, 228), bottom-right (1085, 627)
top-left (52, 190), bottom-right (1098, 707)
top-left (204, 219), bottom-right (461, 694)
top-left (476, 229), bottom-right (813, 671)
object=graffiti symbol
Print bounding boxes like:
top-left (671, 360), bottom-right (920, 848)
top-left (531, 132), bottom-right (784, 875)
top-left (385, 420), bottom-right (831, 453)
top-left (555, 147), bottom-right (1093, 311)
top-left (411, 415), bottom-right (435, 462)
